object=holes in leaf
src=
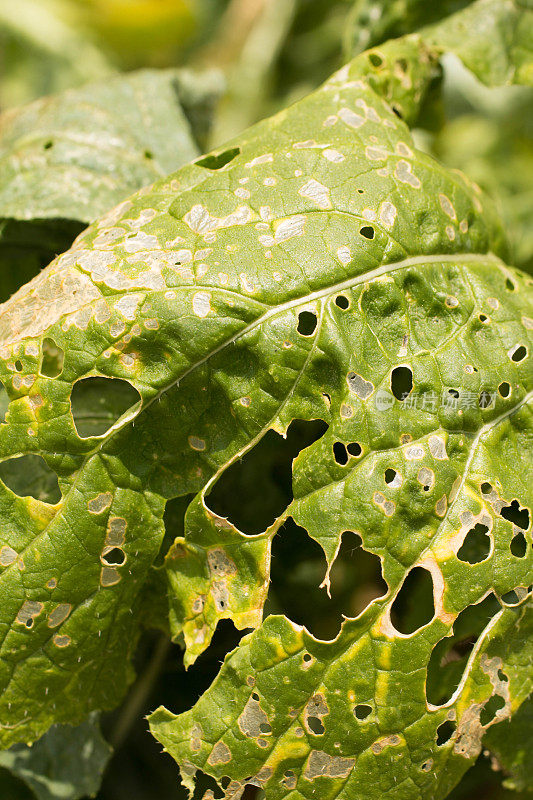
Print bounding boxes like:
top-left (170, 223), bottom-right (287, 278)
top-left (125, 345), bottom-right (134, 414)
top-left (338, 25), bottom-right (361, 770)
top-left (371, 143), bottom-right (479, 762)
top-left (392, 105), bottom-right (403, 119)
top-left (71, 377), bottom-right (141, 437)
top-left (510, 532), bottom-right (527, 558)
top-left (501, 587), bottom-right (529, 605)
top-left (196, 147), bottom-right (240, 170)
top-left (259, 722), bottom-right (272, 734)
top-left (506, 278), bottom-right (516, 291)
top-left (391, 366), bottom-right (413, 400)
top-left (43, 140), bottom-right (53, 150)
top-left (436, 720), bottom-right (455, 746)
top-left (385, 468), bottom-right (397, 485)
top-left (481, 482), bottom-right (492, 495)
top-left (14, 359), bottom-right (23, 372)
top-left (390, 567), bottom-right (434, 634)
top-left (328, 531), bottom-right (387, 615)
top-left (448, 389), bottom-right (459, 399)
top-left (480, 694), bottom-right (505, 726)
top-left (335, 294), bottom-right (349, 309)
top-left (457, 523), bottom-right (491, 564)
top-left (297, 311), bottom-right (317, 335)
top-left (206, 420), bottom-right (327, 534)
top-left (368, 52), bottom-right (383, 67)
top-left (333, 441), bottom-right (348, 465)
top-left (307, 716), bottom-right (325, 735)
top-left (354, 704), bottom-right (372, 720)
top-left (426, 593), bottom-right (501, 705)
top-left (500, 500), bottom-right (529, 530)
top-left (144, 149), bottom-right (153, 160)
top-left (101, 547), bottom-right (126, 567)
top-left (347, 442), bottom-right (362, 457)
top-left (303, 653), bottom-right (312, 663)
top-left (267, 524), bottom-right (386, 639)
top-left (0, 454), bottom-right (61, 503)
top-left (511, 345), bottom-right (527, 362)
top-left (360, 225), bottom-right (375, 240)
top-left (498, 382), bottom-right (511, 397)
top-left (40, 338), bottom-right (64, 378)
top-left (479, 314), bottom-right (488, 323)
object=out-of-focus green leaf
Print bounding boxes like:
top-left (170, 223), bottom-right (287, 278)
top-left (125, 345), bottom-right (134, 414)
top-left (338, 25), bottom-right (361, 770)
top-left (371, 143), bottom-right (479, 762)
top-left (346, 0), bottom-right (474, 56)
top-left (0, 716), bottom-right (111, 800)
top-left (0, 67), bottom-right (222, 301)
top-left (484, 698), bottom-right (533, 792)
top-left (346, 0), bottom-right (533, 86)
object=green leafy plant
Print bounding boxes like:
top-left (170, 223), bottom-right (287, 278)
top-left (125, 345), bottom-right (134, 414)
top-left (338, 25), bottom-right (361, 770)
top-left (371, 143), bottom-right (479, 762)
top-left (0, 1), bottom-right (531, 798)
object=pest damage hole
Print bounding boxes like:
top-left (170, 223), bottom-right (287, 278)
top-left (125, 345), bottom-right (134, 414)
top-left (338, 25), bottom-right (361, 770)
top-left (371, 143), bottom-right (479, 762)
top-left (391, 365), bottom-right (413, 401)
top-left (354, 704), bottom-right (372, 720)
top-left (307, 716), bottom-right (325, 735)
top-left (478, 390), bottom-right (494, 409)
top-left (500, 500), bottom-right (529, 530)
top-left (511, 345), bottom-right (527, 362)
top-left (479, 314), bottom-right (488, 322)
top-left (390, 567), bottom-right (434, 634)
top-left (14, 360), bottom-right (23, 372)
top-left (335, 295), bottom-right (349, 309)
top-left (498, 382), bottom-right (511, 397)
top-left (448, 389), bottom-right (459, 398)
top-left (457, 523), bottom-right (491, 564)
top-left (480, 694), bottom-right (505, 726)
top-left (0, 454), bottom-right (61, 503)
top-left (510, 533), bottom-right (527, 558)
top-left (481, 482), bottom-right (492, 494)
top-left (333, 442), bottom-right (348, 465)
top-left (70, 377), bottom-right (141, 438)
top-left (360, 225), bottom-right (375, 240)
top-left (426, 593), bottom-right (501, 705)
top-left (40, 338), bottom-right (64, 378)
top-left (196, 147), bottom-right (240, 170)
top-left (384, 468), bottom-right (398, 485)
top-left (369, 52), bottom-right (383, 67)
top-left (505, 278), bottom-right (516, 291)
top-left (297, 311), bottom-right (317, 335)
top-left (43, 141), bottom-right (53, 150)
top-left (436, 720), bottom-right (455, 746)
top-left (144, 150), bottom-right (153, 159)
top-left (101, 547), bottom-right (126, 566)
top-left (347, 442), bottom-right (362, 457)
top-left (206, 419), bottom-right (327, 534)
top-left (267, 525), bottom-right (386, 639)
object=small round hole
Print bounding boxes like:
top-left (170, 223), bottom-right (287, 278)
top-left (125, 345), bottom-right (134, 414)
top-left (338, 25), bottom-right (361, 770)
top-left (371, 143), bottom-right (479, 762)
top-left (511, 345), bottom-right (527, 363)
top-left (354, 704), bottom-right (372, 720)
top-left (297, 311), bottom-right (317, 336)
top-left (347, 442), bottom-right (362, 457)
top-left (481, 482), bottom-right (492, 494)
top-left (43, 141), bottom-right (53, 150)
top-left (333, 442), bottom-right (348, 465)
top-left (436, 720), bottom-right (455, 745)
top-left (369, 53), bottom-right (383, 67)
top-left (498, 382), bottom-right (511, 397)
top-left (360, 225), bottom-right (375, 240)
top-left (506, 278), bottom-right (516, 291)
top-left (335, 295), bottom-right (349, 309)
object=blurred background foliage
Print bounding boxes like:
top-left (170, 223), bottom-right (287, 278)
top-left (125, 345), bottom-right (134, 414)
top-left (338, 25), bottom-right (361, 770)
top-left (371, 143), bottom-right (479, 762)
top-left (0, 1), bottom-right (531, 799)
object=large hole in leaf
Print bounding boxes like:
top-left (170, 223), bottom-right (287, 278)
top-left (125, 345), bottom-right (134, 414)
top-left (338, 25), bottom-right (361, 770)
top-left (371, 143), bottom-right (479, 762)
top-left (267, 524), bottom-right (387, 639)
top-left (40, 338), bottom-right (64, 378)
top-left (390, 366), bottom-right (413, 401)
top-left (390, 567), bottom-right (434, 634)
top-left (457, 523), bottom-right (491, 564)
top-left (206, 420), bottom-right (327, 534)
top-left (510, 532), bottom-right (528, 558)
top-left (426, 593), bottom-right (501, 706)
top-left (71, 377), bottom-right (141, 438)
top-left (500, 499), bottom-right (529, 530)
top-left (195, 147), bottom-right (240, 170)
top-left (0, 454), bottom-right (61, 503)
